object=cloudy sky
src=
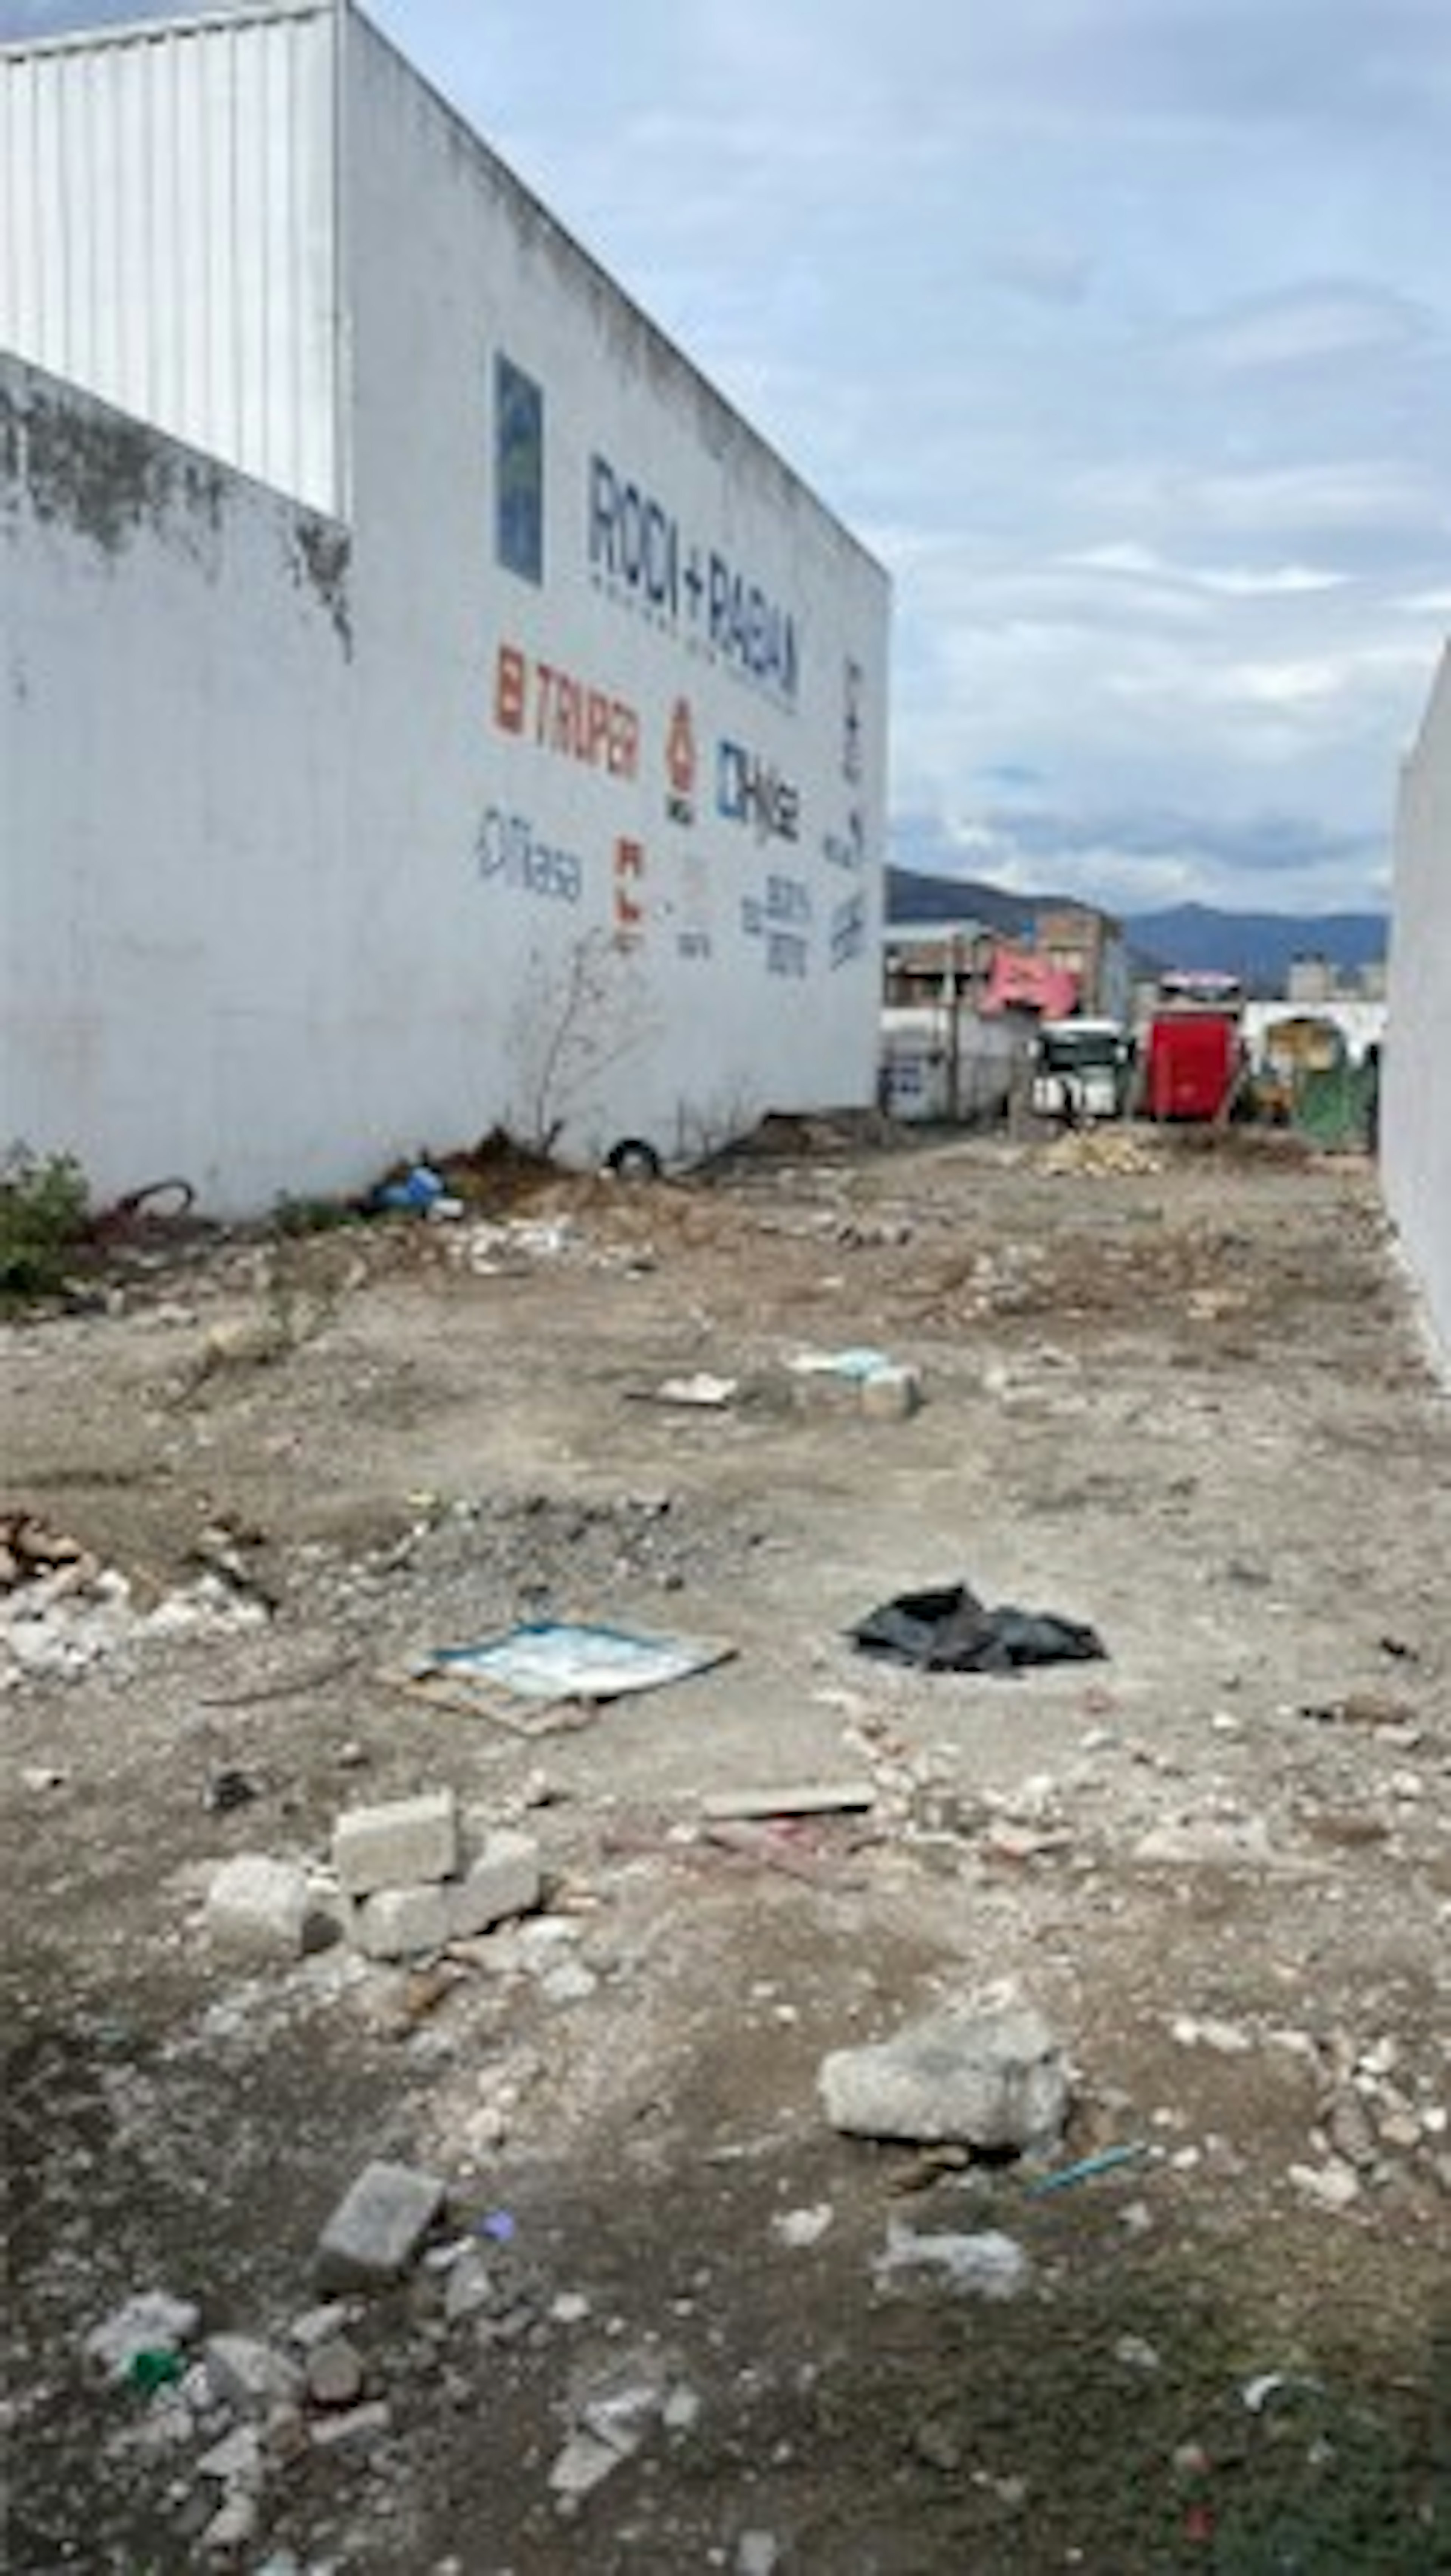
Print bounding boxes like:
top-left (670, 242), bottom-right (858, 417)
top-left (7, 0), bottom-right (1449, 917)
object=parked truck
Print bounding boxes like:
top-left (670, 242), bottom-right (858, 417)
top-left (1142, 973), bottom-right (1245, 1122)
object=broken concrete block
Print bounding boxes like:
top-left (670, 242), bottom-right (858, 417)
top-left (860, 1364), bottom-right (923, 1421)
top-left (315, 2160), bottom-right (446, 2291)
top-left (820, 1995), bottom-right (1068, 2152)
top-left (333, 1790), bottom-right (458, 1898)
top-left (204, 1855), bottom-right (311, 1961)
top-left (353, 1881), bottom-right (452, 1960)
top-left (203, 2333), bottom-right (303, 2417)
top-left (447, 1830), bottom-right (541, 1937)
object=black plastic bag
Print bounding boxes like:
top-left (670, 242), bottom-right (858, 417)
top-left (851, 1580), bottom-right (1105, 1674)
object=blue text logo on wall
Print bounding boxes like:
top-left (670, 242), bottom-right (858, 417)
top-left (589, 453), bottom-right (799, 706)
top-left (495, 355), bottom-right (545, 585)
top-left (476, 807), bottom-right (581, 903)
top-left (716, 740), bottom-right (801, 845)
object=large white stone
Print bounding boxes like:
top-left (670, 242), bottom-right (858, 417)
top-left (820, 1996), bottom-right (1068, 2151)
top-left (333, 1790), bottom-right (458, 1897)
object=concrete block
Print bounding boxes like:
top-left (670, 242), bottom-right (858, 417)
top-left (860, 1365), bottom-right (923, 1422)
top-left (204, 1855), bottom-right (310, 1960)
top-left (333, 1790), bottom-right (458, 1897)
top-left (315, 2161), bottom-right (446, 2291)
top-left (353, 1881), bottom-right (451, 1960)
top-left (447, 1830), bottom-right (541, 1937)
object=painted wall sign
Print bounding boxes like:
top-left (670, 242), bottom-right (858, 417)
top-left (665, 697), bottom-right (698, 825)
top-left (830, 890), bottom-right (868, 969)
top-left (716, 739), bottom-right (801, 845)
top-left (495, 355), bottom-right (544, 585)
top-left (842, 658), bottom-right (864, 782)
top-left (495, 642), bottom-right (640, 781)
top-left (476, 806), bottom-right (583, 903)
top-left (823, 810), bottom-right (866, 873)
top-left (588, 452), bottom-right (799, 705)
top-left (742, 873), bottom-right (813, 976)
top-left (614, 835), bottom-right (646, 945)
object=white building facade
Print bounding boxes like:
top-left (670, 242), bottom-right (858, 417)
top-left (1, 3), bottom-right (889, 1212)
top-left (1384, 643), bottom-right (1451, 1374)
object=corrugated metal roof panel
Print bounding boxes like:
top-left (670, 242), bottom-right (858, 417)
top-left (0, 1), bottom-right (340, 513)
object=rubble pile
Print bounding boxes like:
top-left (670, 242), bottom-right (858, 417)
top-left (0, 1510), bottom-right (269, 1689)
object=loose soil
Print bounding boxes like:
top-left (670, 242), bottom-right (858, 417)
top-left (3, 1127), bottom-right (1449, 2574)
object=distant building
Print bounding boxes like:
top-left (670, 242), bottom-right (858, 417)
top-left (1384, 642), bottom-right (1451, 1372)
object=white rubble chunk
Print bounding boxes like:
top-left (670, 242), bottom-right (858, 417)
top-left (315, 2160), bottom-right (447, 2290)
top-left (333, 1790), bottom-right (458, 1897)
top-left (204, 2333), bottom-right (303, 2417)
top-left (204, 1855), bottom-right (311, 1961)
top-left (875, 2221), bottom-right (1030, 2300)
top-left (85, 2290), bottom-right (201, 2379)
top-left (446, 1830), bottom-right (542, 1937)
top-left (820, 1994), bottom-right (1068, 2151)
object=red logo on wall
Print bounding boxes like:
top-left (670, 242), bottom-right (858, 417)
top-left (665, 698), bottom-right (697, 825)
top-left (614, 837), bottom-right (646, 946)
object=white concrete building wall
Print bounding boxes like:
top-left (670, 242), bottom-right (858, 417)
top-left (2, 4), bottom-right (888, 1210)
top-left (336, 12), bottom-right (888, 1165)
top-left (0, 3), bottom-right (341, 514)
top-left (1384, 644), bottom-right (1451, 1373)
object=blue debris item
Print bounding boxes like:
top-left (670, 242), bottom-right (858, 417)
top-left (413, 1621), bottom-right (735, 1708)
top-left (1025, 2142), bottom-right (1149, 2198)
top-left (478, 2209), bottom-right (516, 2243)
top-left (374, 1163), bottom-right (446, 1213)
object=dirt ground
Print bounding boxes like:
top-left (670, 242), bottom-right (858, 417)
top-left (3, 1123), bottom-right (1449, 2575)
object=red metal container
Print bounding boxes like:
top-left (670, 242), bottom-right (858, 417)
top-left (1145, 1013), bottom-right (1238, 1120)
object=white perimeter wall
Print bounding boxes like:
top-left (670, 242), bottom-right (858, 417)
top-left (1384, 644), bottom-right (1451, 1374)
top-left (2, 5), bottom-right (888, 1211)
top-left (1, 355), bottom-right (353, 1208)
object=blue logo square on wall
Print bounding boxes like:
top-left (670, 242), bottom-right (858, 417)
top-left (496, 355), bottom-right (544, 584)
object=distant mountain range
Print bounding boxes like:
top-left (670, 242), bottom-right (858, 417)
top-left (886, 868), bottom-right (1388, 989)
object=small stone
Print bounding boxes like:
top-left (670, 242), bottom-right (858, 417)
top-left (860, 1365), bottom-right (923, 1422)
top-left (287, 2302), bottom-right (353, 2351)
top-left (21, 1764), bottom-right (67, 1792)
top-left (914, 2420), bottom-right (963, 2472)
top-left (876, 2222), bottom-right (1029, 2299)
top-left (550, 2291), bottom-right (592, 2325)
top-left (333, 1791), bottom-right (458, 1898)
top-left (201, 2494), bottom-right (258, 2555)
top-left (662, 2383), bottom-right (702, 2433)
top-left (1377, 2109), bottom-right (1423, 2153)
top-left (549, 2429), bottom-right (623, 2499)
top-left (196, 2424), bottom-right (264, 2490)
top-left (308, 2398), bottom-right (392, 2451)
top-left (1289, 2159), bottom-right (1361, 2212)
top-left (1114, 2335), bottom-right (1162, 2373)
top-left (444, 2248), bottom-right (495, 2323)
top-left (204, 1856), bottom-right (310, 1961)
top-left (540, 1960), bottom-right (599, 2008)
top-left (315, 2160), bottom-right (447, 2291)
top-left (737, 2533), bottom-right (781, 2576)
top-left (771, 2205), bottom-right (834, 2250)
top-left (306, 2338), bottom-right (365, 2408)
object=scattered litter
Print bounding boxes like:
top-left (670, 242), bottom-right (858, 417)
top-left (790, 1346), bottom-right (894, 1381)
top-left (851, 1580), bottom-right (1105, 1674)
top-left (404, 1620), bottom-right (734, 1731)
top-left (875, 2220), bottom-right (1030, 2300)
top-left (85, 2291), bottom-right (201, 2382)
top-left (478, 2209), bottom-right (517, 2244)
top-left (1026, 2141), bottom-right (1149, 2198)
top-left (643, 1373), bottom-right (739, 1409)
top-left (1242, 2371), bottom-right (1323, 2415)
top-left (371, 1163), bottom-right (447, 1214)
top-left (126, 2347), bottom-right (187, 2395)
top-left (702, 1780), bottom-right (875, 1823)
